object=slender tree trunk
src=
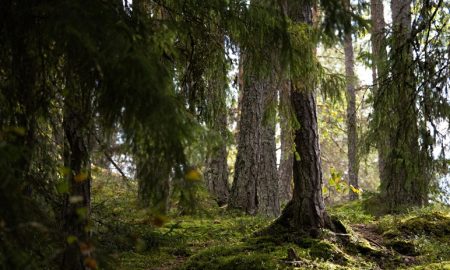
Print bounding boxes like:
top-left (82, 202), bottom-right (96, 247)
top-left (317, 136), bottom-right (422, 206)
top-left (278, 81), bottom-right (293, 203)
top-left (344, 0), bottom-right (359, 200)
top-left (258, 77), bottom-right (280, 216)
top-left (230, 55), bottom-right (280, 217)
top-left (205, 54), bottom-right (230, 206)
top-left (275, 0), bottom-right (337, 235)
top-left (61, 90), bottom-right (92, 270)
top-left (370, 0), bottom-right (388, 187)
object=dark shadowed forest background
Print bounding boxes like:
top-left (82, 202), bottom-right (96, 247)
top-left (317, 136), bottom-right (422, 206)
top-left (1, 0), bottom-right (450, 269)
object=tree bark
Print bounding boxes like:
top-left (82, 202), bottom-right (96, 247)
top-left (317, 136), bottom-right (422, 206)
top-left (229, 56), bottom-right (280, 217)
top-left (275, 0), bottom-right (336, 235)
top-left (344, 0), bottom-right (359, 201)
top-left (381, 0), bottom-right (428, 209)
top-left (370, 0), bottom-right (388, 187)
top-left (278, 81), bottom-right (293, 203)
top-left (205, 56), bottom-right (230, 206)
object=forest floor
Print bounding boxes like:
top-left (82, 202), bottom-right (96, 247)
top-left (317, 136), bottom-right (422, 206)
top-left (92, 170), bottom-right (450, 270)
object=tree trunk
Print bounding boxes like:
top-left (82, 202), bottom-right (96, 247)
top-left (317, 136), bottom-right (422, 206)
top-left (344, 0), bottom-right (359, 201)
top-left (381, 0), bottom-right (428, 209)
top-left (370, 0), bottom-right (388, 187)
top-left (61, 91), bottom-right (92, 270)
top-left (205, 56), bottom-right (230, 206)
top-left (275, 0), bottom-right (337, 236)
top-left (278, 81), bottom-right (293, 203)
top-left (258, 77), bottom-right (280, 216)
top-left (229, 56), bottom-right (280, 217)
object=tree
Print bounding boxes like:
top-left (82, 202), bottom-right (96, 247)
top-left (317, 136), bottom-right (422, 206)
top-left (370, 0), bottom-right (388, 186)
top-left (204, 47), bottom-right (230, 207)
top-left (227, 1), bottom-right (289, 217)
top-left (275, 0), bottom-right (338, 235)
top-left (343, 0), bottom-right (359, 200)
top-left (229, 52), bottom-right (280, 217)
top-left (61, 85), bottom-right (93, 270)
top-left (373, 0), bottom-right (428, 210)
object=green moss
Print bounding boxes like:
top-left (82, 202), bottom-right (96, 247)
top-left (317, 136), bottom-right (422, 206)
top-left (329, 195), bottom-right (378, 224)
top-left (180, 245), bottom-right (278, 270)
top-left (407, 261), bottom-right (450, 270)
top-left (91, 171), bottom-right (450, 270)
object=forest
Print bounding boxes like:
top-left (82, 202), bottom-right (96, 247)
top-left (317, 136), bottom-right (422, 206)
top-left (1, 0), bottom-right (449, 269)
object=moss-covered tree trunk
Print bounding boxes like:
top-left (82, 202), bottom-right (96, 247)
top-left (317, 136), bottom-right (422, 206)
top-left (344, 0), bottom-right (359, 201)
top-left (380, 0), bottom-right (428, 209)
top-left (370, 0), bottom-right (388, 187)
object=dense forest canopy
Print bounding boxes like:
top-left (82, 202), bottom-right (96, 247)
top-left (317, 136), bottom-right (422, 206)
top-left (0, 0), bottom-right (449, 269)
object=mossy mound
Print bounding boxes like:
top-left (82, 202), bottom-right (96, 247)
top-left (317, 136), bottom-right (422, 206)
top-left (377, 206), bottom-right (450, 267)
top-left (398, 212), bottom-right (450, 237)
top-left (179, 245), bottom-right (278, 270)
top-left (180, 228), bottom-right (382, 270)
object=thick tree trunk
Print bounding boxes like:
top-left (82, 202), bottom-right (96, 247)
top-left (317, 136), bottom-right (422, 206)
top-left (61, 93), bottom-right (92, 270)
top-left (275, 0), bottom-right (336, 235)
top-left (230, 57), bottom-right (280, 217)
top-left (278, 81), bottom-right (293, 203)
top-left (381, 0), bottom-right (428, 209)
top-left (370, 0), bottom-right (388, 187)
top-left (344, 0), bottom-right (359, 201)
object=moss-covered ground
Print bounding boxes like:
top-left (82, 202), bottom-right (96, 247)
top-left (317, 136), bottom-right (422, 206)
top-left (91, 171), bottom-right (450, 270)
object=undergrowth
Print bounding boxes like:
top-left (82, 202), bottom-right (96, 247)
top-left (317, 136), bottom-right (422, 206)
top-left (91, 170), bottom-right (450, 270)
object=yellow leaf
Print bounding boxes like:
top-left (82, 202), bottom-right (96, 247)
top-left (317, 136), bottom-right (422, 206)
top-left (184, 168), bottom-right (202, 182)
top-left (350, 185), bottom-right (363, 194)
top-left (74, 172), bottom-right (89, 182)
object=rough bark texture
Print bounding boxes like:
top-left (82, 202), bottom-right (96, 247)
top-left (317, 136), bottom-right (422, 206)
top-left (61, 93), bottom-right (92, 270)
top-left (205, 125), bottom-right (229, 206)
top-left (278, 81), bottom-right (294, 204)
top-left (204, 59), bottom-right (230, 206)
top-left (230, 57), bottom-right (280, 217)
top-left (275, 0), bottom-right (335, 235)
top-left (344, 0), bottom-right (359, 201)
top-left (258, 79), bottom-right (280, 216)
top-left (370, 0), bottom-right (388, 187)
top-left (380, 0), bottom-right (428, 209)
